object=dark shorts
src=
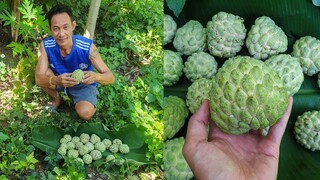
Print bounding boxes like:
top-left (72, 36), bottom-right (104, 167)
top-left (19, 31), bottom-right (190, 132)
top-left (56, 84), bottom-right (99, 107)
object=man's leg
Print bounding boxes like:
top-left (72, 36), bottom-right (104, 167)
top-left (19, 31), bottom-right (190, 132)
top-left (75, 101), bottom-right (96, 121)
top-left (68, 84), bottom-right (99, 121)
top-left (41, 69), bottom-right (61, 107)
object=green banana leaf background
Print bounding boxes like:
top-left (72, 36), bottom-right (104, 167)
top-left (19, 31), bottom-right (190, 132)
top-left (165, 0), bottom-right (320, 179)
top-left (31, 123), bottom-right (152, 165)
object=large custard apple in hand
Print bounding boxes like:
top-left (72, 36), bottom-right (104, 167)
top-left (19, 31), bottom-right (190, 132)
top-left (246, 16), bottom-right (288, 60)
top-left (164, 96), bottom-right (189, 140)
top-left (292, 36), bottom-right (320, 76)
top-left (210, 56), bottom-right (288, 134)
top-left (206, 12), bottom-right (247, 58)
top-left (173, 20), bottom-right (206, 56)
top-left (164, 50), bottom-right (184, 86)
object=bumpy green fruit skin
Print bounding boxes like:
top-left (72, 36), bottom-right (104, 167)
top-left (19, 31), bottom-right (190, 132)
top-left (164, 50), bottom-right (184, 86)
top-left (173, 20), bottom-right (206, 56)
top-left (265, 54), bottom-right (304, 96)
top-left (294, 111), bottom-right (320, 151)
top-left (164, 96), bottom-right (189, 140)
top-left (210, 56), bottom-right (288, 134)
top-left (206, 12), bottom-right (246, 58)
top-left (164, 14), bottom-right (177, 45)
top-left (183, 52), bottom-right (218, 82)
top-left (72, 69), bottom-right (84, 83)
top-left (292, 36), bottom-right (320, 76)
top-left (186, 78), bottom-right (213, 114)
top-left (164, 137), bottom-right (193, 180)
top-left (246, 16), bottom-right (288, 60)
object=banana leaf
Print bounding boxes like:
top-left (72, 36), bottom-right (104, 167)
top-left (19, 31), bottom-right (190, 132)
top-left (31, 123), bottom-right (152, 165)
top-left (164, 0), bottom-right (320, 179)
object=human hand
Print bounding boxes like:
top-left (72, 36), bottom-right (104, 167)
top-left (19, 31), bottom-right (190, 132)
top-left (183, 97), bottom-right (293, 180)
top-left (58, 73), bottom-right (79, 87)
top-left (82, 71), bottom-right (97, 84)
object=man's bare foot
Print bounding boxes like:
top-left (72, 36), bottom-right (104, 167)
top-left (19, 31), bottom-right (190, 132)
top-left (47, 96), bottom-right (62, 108)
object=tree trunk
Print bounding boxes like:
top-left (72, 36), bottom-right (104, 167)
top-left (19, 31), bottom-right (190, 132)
top-left (10, 0), bottom-right (20, 42)
top-left (84, 0), bottom-right (101, 40)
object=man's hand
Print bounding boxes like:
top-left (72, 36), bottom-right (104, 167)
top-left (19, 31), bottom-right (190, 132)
top-left (183, 97), bottom-right (293, 180)
top-left (82, 71), bottom-right (97, 85)
top-left (57, 73), bottom-right (79, 87)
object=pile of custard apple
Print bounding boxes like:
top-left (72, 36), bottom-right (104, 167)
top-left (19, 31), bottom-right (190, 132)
top-left (163, 9), bottom-right (320, 179)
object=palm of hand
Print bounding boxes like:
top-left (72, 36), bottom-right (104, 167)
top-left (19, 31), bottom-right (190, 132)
top-left (183, 98), bottom-right (293, 180)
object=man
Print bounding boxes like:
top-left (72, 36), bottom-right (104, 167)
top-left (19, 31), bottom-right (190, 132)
top-left (35, 4), bottom-right (115, 120)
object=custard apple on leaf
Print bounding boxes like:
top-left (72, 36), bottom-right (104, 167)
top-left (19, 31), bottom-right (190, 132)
top-left (164, 96), bottom-right (189, 140)
top-left (164, 137), bottom-right (193, 180)
top-left (210, 56), bottom-right (288, 134)
top-left (183, 52), bottom-right (218, 82)
top-left (164, 50), bottom-right (184, 86)
top-left (265, 54), bottom-right (304, 96)
top-left (164, 14), bottom-right (177, 45)
top-left (71, 69), bottom-right (84, 83)
top-left (292, 36), bottom-right (320, 76)
top-left (294, 111), bottom-right (320, 151)
top-left (186, 78), bottom-right (213, 114)
top-left (246, 16), bottom-right (288, 60)
top-left (206, 11), bottom-right (246, 58)
top-left (173, 20), bottom-right (206, 56)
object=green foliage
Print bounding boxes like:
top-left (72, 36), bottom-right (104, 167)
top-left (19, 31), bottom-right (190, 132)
top-left (0, 61), bottom-right (8, 81)
top-left (165, 0), bottom-right (186, 17)
top-left (0, 0), bottom-right (163, 178)
top-left (49, 0), bottom-right (91, 34)
top-left (18, 0), bottom-right (48, 41)
top-left (0, 134), bottom-right (37, 176)
top-left (52, 158), bottom-right (86, 180)
top-left (1, 0), bottom-right (48, 50)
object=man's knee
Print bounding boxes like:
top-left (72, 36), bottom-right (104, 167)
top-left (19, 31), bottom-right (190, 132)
top-left (75, 101), bottom-right (96, 121)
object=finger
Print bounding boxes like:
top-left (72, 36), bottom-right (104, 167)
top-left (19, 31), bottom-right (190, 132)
top-left (184, 99), bottom-right (210, 146)
top-left (267, 96), bottom-right (293, 144)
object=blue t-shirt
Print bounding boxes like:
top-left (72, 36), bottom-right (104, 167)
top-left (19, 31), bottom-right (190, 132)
top-left (43, 35), bottom-right (97, 86)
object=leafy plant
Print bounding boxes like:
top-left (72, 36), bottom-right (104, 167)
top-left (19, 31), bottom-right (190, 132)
top-left (0, 61), bottom-right (8, 81)
top-left (165, 0), bottom-right (186, 17)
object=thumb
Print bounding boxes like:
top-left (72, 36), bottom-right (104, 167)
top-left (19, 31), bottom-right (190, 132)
top-left (184, 99), bottom-right (211, 148)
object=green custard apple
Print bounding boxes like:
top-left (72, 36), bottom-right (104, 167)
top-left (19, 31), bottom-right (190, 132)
top-left (206, 11), bottom-right (246, 58)
top-left (246, 16), bottom-right (288, 60)
top-left (292, 36), bottom-right (320, 76)
top-left (164, 14), bottom-right (177, 45)
top-left (265, 54), bottom-right (304, 96)
top-left (164, 96), bottom-right (189, 140)
top-left (164, 137), bottom-right (193, 180)
top-left (173, 20), bottom-right (206, 56)
top-left (164, 50), bottom-right (184, 86)
top-left (183, 52), bottom-right (218, 82)
top-left (186, 78), bottom-right (213, 114)
top-left (294, 111), bottom-right (320, 151)
top-left (210, 56), bottom-right (288, 134)
top-left (72, 69), bottom-right (84, 83)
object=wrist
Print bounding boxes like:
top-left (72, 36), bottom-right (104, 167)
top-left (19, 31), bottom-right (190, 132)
top-left (49, 76), bottom-right (55, 86)
top-left (95, 73), bottom-right (101, 82)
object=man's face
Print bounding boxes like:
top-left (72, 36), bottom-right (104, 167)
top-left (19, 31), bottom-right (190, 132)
top-left (50, 12), bottom-right (76, 48)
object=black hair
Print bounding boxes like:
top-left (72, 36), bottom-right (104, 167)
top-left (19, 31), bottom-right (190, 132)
top-left (46, 4), bottom-right (73, 27)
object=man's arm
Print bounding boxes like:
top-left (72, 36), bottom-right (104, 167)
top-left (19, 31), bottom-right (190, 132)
top-left (87, 44), bottom-right (115, 85)
top-left (35, 42), bottom-right (53, 88)
top-left (35, 42), bottom-right (79, 88)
